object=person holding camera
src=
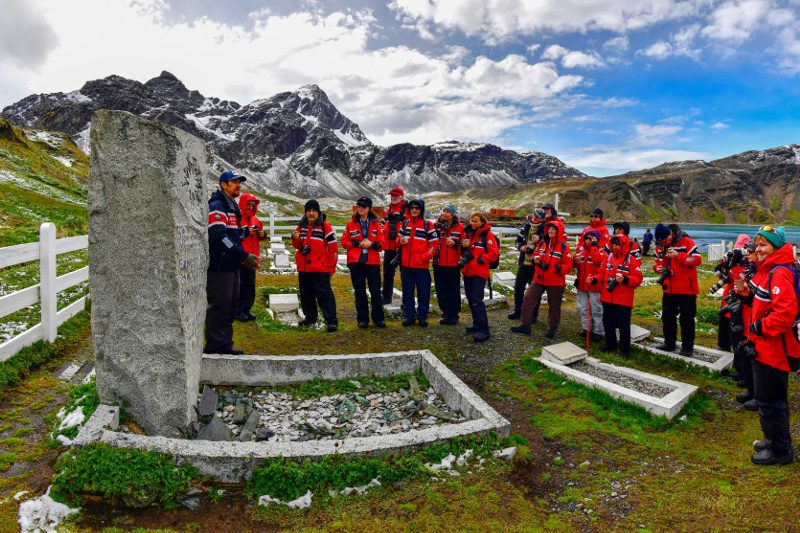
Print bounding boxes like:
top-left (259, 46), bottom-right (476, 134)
top-left (732, 241), bottom-right (759, 409)
top-left (381, 187), bottom-right (408, 304)
top-left (509, 208), bottom-right (545, 320)
top-left (397, 199), bottom-right (438, 327)
top-left (511, 219), bottom-right (573, 339)
top-left (574, 229), bottom-right (606, 342)
top-left (579, 208), bottom-right (611, 249)
top-left (342, 197), bottom-right (386, 329)
top-left (737, 226), bottom-right (799, 465)
top-left (291, 199), bottom-right (339, 332)
top-left (609, 220), bottom-right (641, 259)
top-left (715, 235), bottom-right (750, 351)
top-left (461, 212), bottom-right (499, 342)
top-left (205, 170), bottom-right (259, 355)
top-left (599, 234), bottom-right (643, 357)
top-left (433, 204), bottom-right (464, 325)
top-left (235, 193), bottom-right (267, 322)
top-left (653, 223), bottom-right (701, 356)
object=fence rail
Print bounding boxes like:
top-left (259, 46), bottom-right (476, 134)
top-left (0, 223), bottom-right (89, 361)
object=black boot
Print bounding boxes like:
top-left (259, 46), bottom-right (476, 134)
top-left (510, 325), bottom-right (531, 335)
top-left (753, 438), bottom-right (772, 452)
top-left (508, 312), bottom-right (521, 320)
top-left (545, 328), bottom-right (557, 339)
top-left (751, 448), bottom-right (793, 465)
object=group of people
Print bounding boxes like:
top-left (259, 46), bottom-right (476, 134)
top-left (204, 169), bottom-right (798, 466)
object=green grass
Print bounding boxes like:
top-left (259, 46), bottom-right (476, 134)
top-left (52, 377), bottom-right (99, 441)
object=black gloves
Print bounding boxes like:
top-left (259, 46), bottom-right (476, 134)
top-left (554, 264), bottom-right (561, 273)
top-left (477, 256), bottom-right (485, 265)
top-left (244, 254), bottom-right (259, 269)
top-left (749, 319), bottom-right (764, 337)
top-left (370, 241), bottom-right (382, 250)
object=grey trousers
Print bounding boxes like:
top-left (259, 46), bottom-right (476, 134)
top-left (576, 290), bottom-right (604, 335)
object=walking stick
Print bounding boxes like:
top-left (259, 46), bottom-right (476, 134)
top-left (586, 291), bottom-right (592, 352)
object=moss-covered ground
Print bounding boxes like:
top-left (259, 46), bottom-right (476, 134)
top-left (0, 250), bottom-right (796, 531)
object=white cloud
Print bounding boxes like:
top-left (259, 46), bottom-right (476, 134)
top-left (711, 121), bottom-right (729, 129)
top-left (701, 0), bottom-right (769, 43)
top-left (542, 45), bottom-right (605, 68)
top-left (390, 0), bottom-right (700, 42)
top-left (527, 43), bottom-right (541, 54)
top-left (0, 0), bottom-right (59, 68)
top-left (640, 41), bottom-right (674, 59)
top-left (634, 123), bottom-right (683, 145)
top-left (1, 0), bottom-right (587, 148)
top-left (604, 35), bottom-right (630, 53)
top-left (565, 147), bottom-right (709, 175)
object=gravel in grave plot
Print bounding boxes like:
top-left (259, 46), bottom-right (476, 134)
top-left (214, 384), bottom-right (468, 442)
top-left (640, 341), bottom-right (723, 363)
top-left (568, 361), bottom-right (675, 398)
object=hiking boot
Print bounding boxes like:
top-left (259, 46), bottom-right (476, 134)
top-left (751, 448), bottom-right (793, 465)
top-left (466, 325), bottom-right (479, 333)
top-left (545, 328), bottom-right (557, 339)
top-left (679, 348), bottom-right (694, 358)
top-left (228, 347), bottom-right (244, 355)
top-left (374, 322), bottom-right (386, 328)
top-left (234, 312), bottom-right (250, 322)
top-left (299, 318), bottom-right (317, 326)
top-left (655, 344), bottom-right (676, 352)
top-left (246, 311), bottom-right (257, 321)
top-left (736, 392), bottom-right (753, 403)
top-left (473, 331), bottom-right (490, 342)
top-left (419, 320), bottom-right (429, 328)
top-left (327, 323), bottom-right (338, 333)
top-left (753, 438), bottom-right (772, 452)
top-left (743, 399), bottom-right (759, 411)
top-left (508, 312), bottom-right (521, 320)
top-left (402, 318), bottom-right (415, 327)
top-left (600, 344), bottom-right (616, 352)
top-left (510, 325), bottom-right (531, 335)
top-left (579, 329), bottom-right (587, 338)
top-left (591, 333), bottom-right (604, 342)
top-left (358, 322), bottom-right (369, 329)
top-left (619, 351), bottom-right (630, 358)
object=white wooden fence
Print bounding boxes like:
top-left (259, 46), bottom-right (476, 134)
top-left (0, 223), bottom-right (89, 361)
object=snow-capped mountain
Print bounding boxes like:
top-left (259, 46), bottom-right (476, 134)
top-left (1, 71), bottom-right (585, 199)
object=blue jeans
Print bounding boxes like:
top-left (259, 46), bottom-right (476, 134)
top-left (401, 267), bottom-right (431, 321)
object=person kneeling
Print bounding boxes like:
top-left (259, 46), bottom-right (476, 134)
top-left (461, 213), bottom-right (499, 342)
top-left (599, 234), bottom-right (643, 358)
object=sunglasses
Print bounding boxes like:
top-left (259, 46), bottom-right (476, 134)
top-left (760, 225), bottom-right (776, 233)
top-left (590, 214), bottom-right (601, 219)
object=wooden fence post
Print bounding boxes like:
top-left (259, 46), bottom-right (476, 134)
top-left (39, 223), bottom-right (58, 342)
top-left (269, 213), bottom-right (275, 239)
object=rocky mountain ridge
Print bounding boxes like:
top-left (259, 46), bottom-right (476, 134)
top-left (1, 71), bottom-right (585, 199)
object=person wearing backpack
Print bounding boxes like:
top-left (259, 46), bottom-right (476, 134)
top-left (739, 226), bottom-right (800, 465)
top-left (433, 204), bottom-right (464, 325)
top-left (511, 219), bottom-right (573, 339)
top-left (397, 199), bottom-right (438, 327)
top-left (574, 229), bottom-right (606, 342)
top-left (599, 234), bottom-right (643, 358)
top-left (509, 208), bottom-right (545, 320)
top-left (461, 212), bottom-right (500, 342)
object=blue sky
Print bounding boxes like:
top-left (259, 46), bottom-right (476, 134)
top-left (1, 0), bottom-right (799, 176)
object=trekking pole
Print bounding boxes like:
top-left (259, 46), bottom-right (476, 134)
top-left (586, 294), bottom-right (591, 352)
top-left (489, 277), bottom-right (494, 300)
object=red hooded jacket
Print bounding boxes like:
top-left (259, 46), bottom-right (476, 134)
top-left (433, 218), bottom-right (465, 268)
top-left (398, 214), bottom-right (438, 270)
top-left (341, 213), bottom-right (385, 266)
top-left (532, 219), bottom-right (573, 287)
top-left (573, 241), bottom-right (606, 293)
top-left (291, 214), bottom-right (338, 273)
top-left (600, 234), bottom-right (643, 307)
top-left (580, 218), bottom-right (610, 249)
top-left (238, 193), bottom-right (266, 257)
top-left (654, 230), bottom-right (702, 295)
top-left (745, 243), bottom-right (800, 372)
top-left (461, 223), bottom-right (499, 280)
top-left (383, 201), bottom-right (408, 251)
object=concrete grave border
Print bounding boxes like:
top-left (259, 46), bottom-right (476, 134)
top-left (74, 350), bottom-right (510, 482)
top-left (634, 337), bottom-right (734, 372)
top-left (538, 356), bottom-right (697, 419)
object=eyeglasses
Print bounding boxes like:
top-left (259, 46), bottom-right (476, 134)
top-left (590, 215), bottom-right (601, 219)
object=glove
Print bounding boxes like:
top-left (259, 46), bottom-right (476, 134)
top-left (749, 319), bottom-right (764, 337)
top-left (793, 320), bottom-right (800, 343)
top-left (477, 256), bottom-right (485, 265)
top-left (554, 264), bottom-right (561, 273)
top-left (244, 254), bottom-right (259, 270)
top-left (370, 241), bottom-right (382, 250)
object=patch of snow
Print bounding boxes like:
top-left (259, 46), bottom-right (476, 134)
top-left (56, 435), bottom-right (73, 446)
top-left (427, 453), bottom-right (456, 473)
top-left (53, 156), bottom-right (73, 168)
top-left (13, 491), bottom-right (28, 501)
top-left (335, 478), bottom-right (381, 496)
top-left (18, 486), bottom-right (79, 533)
top-left (186, 113), bottom-right (236, 141)
top-left (296, 85), bottom-right (318, 101)
top-left (0, 169), bottom-right (84, 206)
top-left (298, 111), bottom-right (319, 126)
top-left (456, 449), bottom-right (473, 467)
top-left (73, 124), bottom-right (91, 154)
top-left (258, 490), bottom-right (313, 509)
top-left (65, 91), bottom-right (92, 105)
top-left (493, 447), bottom-right (517, 461)
top-left (29, 131), bottom-right (61, 148)
top-left (82, 369), bottom-right (95, 383)
top-left (333, 128), bottom-right (367, 147)
top-left (58, 407), bottom-right (84, 431)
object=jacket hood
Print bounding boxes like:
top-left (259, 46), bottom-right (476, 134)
top-left (437, 214), bottom-right (460, 228)
top-left (610, 233), bottom-right (631, 257)
top-left (545, 219), bottom-right (565, 246)
top-left (612, 220), bottom-right (630, 236)
top-left (408, 198), bottom-right (425, 217)
top-left (238, 193), bottom-right (260, 213)
top-left (211, 189), bottom-right (241, 214)
top-left (758, 242), bottom-right (796, 271)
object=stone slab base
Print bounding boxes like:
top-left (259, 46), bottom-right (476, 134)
top-left (541, 342), bottom-right (587, 365)
top-left (538, 356), bottom-right (697, 419)
top-left (269, 293), bottom-right (299, 312)
top-left (634, 337), bottom-right (734, 372)
top-left (75, 350), bottom-right (510, 482)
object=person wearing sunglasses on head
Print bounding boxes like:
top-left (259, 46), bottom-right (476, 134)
top-left (652, 223), bottom-right (701, 356)
top-left (737, 225), bottom-right (799, 465)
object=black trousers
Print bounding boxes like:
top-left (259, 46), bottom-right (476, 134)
top-left (642, 242), bottom-right (651, 256)
top-left (348, 263), bottom-right (384, 324)
top-left (205, 270), bottom-right (239, 352)
top-left (464, 275), bottom-right (488, 334)
top-left (662, 293), bottom-right (696, 351)
top-left (434, 265), bottom-right (462, 321)
top-left (382, 249), bottom-right (400, 302)
top-left (718, 315), bottom-right (732, 351)
top-left (237, 266), bottom-right (256, 315)
top-left (513, 264), bottom-right (535, 316)
top-left (602, 302), bottom-right (632, 354)
top-left (753, 360), bottom-right (792, 456)
top-left (298, 271), bottom-right (337, 325)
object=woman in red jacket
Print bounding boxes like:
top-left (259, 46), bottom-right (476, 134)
top-left (599, 234), bottom-right (643, 358)
top-left (739, 226), bottom-right (799, 465)
top-left (512, 219), bottom-right (573, 339)
top-left (574, 229), bottom-right (606, 342)
top-left (398, 199), bottom-right (438, 327)
top-left (342, 197), bottom-right (386, 329)
top-left (460, 212), bottom-right (499, 342)
top-left (291, 199), bottom-right (339, 332)
top-left (433, 204), bottom-right (464, 325)
top-left (235, 193), bottom-right (267, 322)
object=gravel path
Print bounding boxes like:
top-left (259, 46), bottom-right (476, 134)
top-left (569, 361), bottom-right (675, 398)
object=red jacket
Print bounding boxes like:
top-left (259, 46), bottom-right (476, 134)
top-left (433, 219), bottom-right (465, 268)
top-left (745, 244), bottom-right (800, 372)
top-left (580, 218), bottom-right (610, 249)
top-left (398, 217), bottom-right (438, 269)
top-left (573, 243), bottom-right (606, 292)
top-left (383, 201), bottom-right (408, 251)
top-left (720, 263), bottom-right (744, 312)
top-left (291, 215), bottom-right (338, 273)
top-left (654, 231), bottom-right (702, 294)
top-left (341, 215), bottom-right (385, 266)
top-left (600, 235), bottom-right (643, 307)
top-left (532, 219), bottom-right (573, 287)
top-left (461, 224), bottom-right (499, 280)
top-left (238, 193), bottom-right (266, 257)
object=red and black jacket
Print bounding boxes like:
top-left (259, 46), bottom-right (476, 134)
top-left (398, 216), bottom-right (438, 269)
top-left (238, 193), bottom-right (266, 258)
top-left (461, 224), bottom-right (499, 280)
top-left (532, 219), bottom-right (573, 287)
top-left (433, 218), bottom-right (465, 268)
top-left (654, 230), bottom-right (702, 295)
top-left (573, 243), bottom-right (606, 293)
top-left (383, 201), bottom-right (408, 251)
top-left (291, 214), bottom-right (338, 273)
top-left (600, 234), bottom-right (643, 307)
top-left (580, 218), bottom-right (610, 250)
top-left (342, 214), bottom-right (385, 266)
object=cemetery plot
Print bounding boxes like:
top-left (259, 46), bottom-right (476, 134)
top-left (634, 337), bottom-right (734, 372)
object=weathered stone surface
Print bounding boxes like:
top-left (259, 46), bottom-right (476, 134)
top-left (197, 415), bottom-right (231, 441)
top-left (492, 271), bottom-right (515, 288)
top-left (198, 385), bottom-right (217, 420)
top-left (541, 342), bottom-right (587, 365)
top-left (269, 293), bottom-right (298, 311)
top-left (238, 410), bottom-right (261, 442)
top-left (89, 109), bottom-right (212, 437)
top-left (629, 325), bottom-right (651, 343)
top-left (273, 254), bottom-right (290, 268)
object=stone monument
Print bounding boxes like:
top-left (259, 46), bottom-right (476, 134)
top-left (88, 110), bottom-right (211, 437)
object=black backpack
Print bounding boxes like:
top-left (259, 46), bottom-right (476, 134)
top-left (480, 231), bottom-right (500, 269)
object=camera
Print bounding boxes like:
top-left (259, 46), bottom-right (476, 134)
top-left (457, 250), bottom-right (474, 269)
top-left (300, 245), bottom-right (311, 256)
top-left (735, 340), bottom-right (757, 361)
top-left (709, 278), bottom-right (727, 294)
top-left (656, 267), bottom-right (672, 286)
top-left (539, 261), bottom-right (549, 271)
top-left (606, 276), bottom-right (619, 292)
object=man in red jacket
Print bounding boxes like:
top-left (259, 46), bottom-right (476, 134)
top-left (291, 199), bottom-right (339, 332)
top-left (574, 229), bottom-right (606, 341)
top-left (461, 213), bottom-right (500, 342)
top-left (398, 198), bottom-right (438, 327)
top-left (599, 234), bottom-right (643, 357)
top-left (579, 208), bottom-right (610, 249)
top-left (342, 197), bottom-right (386, 328)
top-left (653, 223), bottom-right (701, 356)
top-left (235, 193), bottom-right (267, 322)
top-left (742, 226), bottom-right (799, 465)
top-left (433, 203), bottom-right (464, 325)
top-left (382, 187), bottom-right (408, 304)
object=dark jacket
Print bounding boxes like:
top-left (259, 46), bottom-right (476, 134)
top-left (208, 189), bottom-right (247, 272)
